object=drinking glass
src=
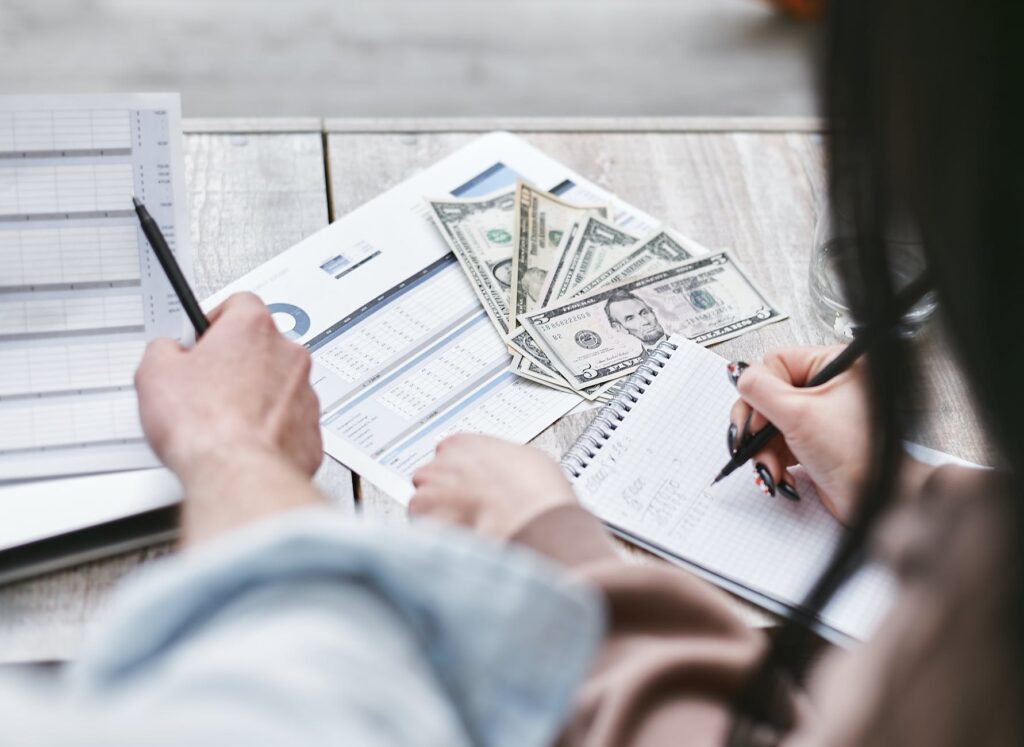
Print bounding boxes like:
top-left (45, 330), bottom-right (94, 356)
top-left (808, 204), bottom-right (937, 339)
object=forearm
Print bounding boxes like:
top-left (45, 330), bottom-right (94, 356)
top-left (176, 446), bottom-right (324, 547)
top-left (510, 505), bottom-right (772, 747)
top-left (1, 510), bottom-right (602, 747)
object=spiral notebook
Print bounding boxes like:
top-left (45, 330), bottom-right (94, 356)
top-left (562, 336), bottom-right (896, 644)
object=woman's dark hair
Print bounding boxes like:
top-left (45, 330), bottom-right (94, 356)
top-left (728, 0), bottom-right (1022, 741)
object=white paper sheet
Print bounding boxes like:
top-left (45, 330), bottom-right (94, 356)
top-left (0, 93), bottom-right (192, 482)
top-left (0, 131), bottom-right (659, 554)
top-left (204, 132), bottom-right (658, 502)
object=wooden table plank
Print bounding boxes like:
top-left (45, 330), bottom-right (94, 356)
top-left (186, 131), bottom-right (358, 508)
top-left (0, 131), bottom-right (346, 664)
top-left (1, 118), bottom-right (984, 664)
top-left (324, 116), bottom-right (823, 134)
top-left (183, 117), bottom-right (323, 134)
top-left (326, 128), bottom-right (984, 627)
top-left (325, 129), bottom-right (835, 521)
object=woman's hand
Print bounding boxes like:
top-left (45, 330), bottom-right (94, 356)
top-left (728, 345), bottom-right (871, 524)
top-left (135, 293), bottom-right (325, 546)
top-left (409, 434), bottom-right (578, 538)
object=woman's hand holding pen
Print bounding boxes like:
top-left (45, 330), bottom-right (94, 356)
top-left (727, 345), bottom-right (873, 524)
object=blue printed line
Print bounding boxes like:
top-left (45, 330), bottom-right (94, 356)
top-left (380, 370), bottom-right (515, 464)
top-left (451, 162), bottom-right (518, 197)
top-left (305, 254), bottom-right (457, 353)
top-left (550, 178), bottom-right (577, 196)
top-left (322, 310), bottom-right (488, 426)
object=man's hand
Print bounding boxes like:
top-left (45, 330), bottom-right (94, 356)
top-left (135, 293), bottom-right (324, 546)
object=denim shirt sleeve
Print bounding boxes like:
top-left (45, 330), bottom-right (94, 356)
top-left (0, 508), bottom-right (604, 747)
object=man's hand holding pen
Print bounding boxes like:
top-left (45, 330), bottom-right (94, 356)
top-left (135, 293), bottom-right (324, 548)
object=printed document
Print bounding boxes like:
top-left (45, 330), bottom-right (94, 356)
top-left (0, 94), bottom-right (191, 482)
top-left (206, 132), bottom-right (657, 502)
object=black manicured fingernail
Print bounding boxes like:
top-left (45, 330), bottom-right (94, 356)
top-left (777, 480), bottom-right (800, 502)
top-left (739, 410), bottom-right (755, 445)
top-left (727, 423), bottom-right (738, 455)
top-left (727, 361), bottom-right (749, 387)
top-left (754, 463), bottom-right (776, 497)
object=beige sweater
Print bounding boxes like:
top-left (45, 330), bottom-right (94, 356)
top-left (509, 466), bottom-right (1021, 746)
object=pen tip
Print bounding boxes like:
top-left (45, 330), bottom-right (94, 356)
top-left (131, 196), bottom-right (143, 208)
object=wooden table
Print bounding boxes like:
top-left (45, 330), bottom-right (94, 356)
top-left (0, 118), bottom-right (987, 664)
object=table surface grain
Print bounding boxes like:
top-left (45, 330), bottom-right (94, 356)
top-left (0, 118), bottom-right (985, 664)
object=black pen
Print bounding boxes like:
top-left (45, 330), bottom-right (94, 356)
top-left (132, 197), bottom-right (210, 337)
top-left (711, 273), bottom-right (932, 486)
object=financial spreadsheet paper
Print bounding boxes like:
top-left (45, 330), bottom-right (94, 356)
top-left (205, 132), bottom-right (658, 502)
top-left (0, 94), bottom-right (191, 482)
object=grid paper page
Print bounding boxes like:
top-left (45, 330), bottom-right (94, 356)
top-left (0, 94), bottom-right (191, 481)
top-left (572, 336), bottom-right (895, 641)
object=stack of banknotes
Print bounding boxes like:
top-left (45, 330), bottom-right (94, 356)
top-left (427, 180), bottom-right (786, 402)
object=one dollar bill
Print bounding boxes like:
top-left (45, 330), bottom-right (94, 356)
top-left (535, 214), bottom-right (640, 309)
top-left (569, 228), bottom-right (709, 298)
top-left (518, 252), bottom-right (787, 390)
top-left (509, 180), bottom-right (607, 328)
top-left (427, 190), bottom-right (516, 336)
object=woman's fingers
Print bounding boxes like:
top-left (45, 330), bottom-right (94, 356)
top-left (728, 399), bottom-right (752, 449)
top-left (727, 356), bottom-right (803, 501)
top-left (728, 399), bottom-right (766, 453)
top-left (749, 444), bottom-right (799, 501)
top-left (411, 463), bottom-right (459, 494)
top-left (730, 347), bottom-right (850, 445)
top-left (762, 345), bottom-right (845, 388)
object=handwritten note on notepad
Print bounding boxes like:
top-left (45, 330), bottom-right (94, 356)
top-left (567, 336), bottom-right (895, 643)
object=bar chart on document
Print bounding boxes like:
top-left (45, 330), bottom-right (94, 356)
top-left (0, 94), bottom-right (190, 482)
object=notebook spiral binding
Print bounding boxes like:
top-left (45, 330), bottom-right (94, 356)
top-left (561, 339), bottom-right (679, 479)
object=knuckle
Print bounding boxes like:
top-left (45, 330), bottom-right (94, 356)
top-left (763, 349), bottom-right (784, 367)
top-left (290, 343), bottom-right (312, 372)
top-left (729, 400), bottom-right (748, 425)
top-left (408, 492), bottom-right (434, 515)
top-left (437, 434), bottom-right (465, 451)
top-left (233, 291), bottom-right (265, 310)
top-left (412, 466), bottom-right (433, 487)
top-left (307, 447), bottom-right (323, 473)
top-left (230, 295), bottom-right (272, 329)
top-left (135, 339), bottom-right (174, 385)
top-left (133, 363), bottom-right (146, 390)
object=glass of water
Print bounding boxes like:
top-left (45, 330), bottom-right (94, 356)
top-left (808, 204), bottom-right (937, 339)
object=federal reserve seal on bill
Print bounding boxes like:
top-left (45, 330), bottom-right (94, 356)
top-left (575, 329), bottom-right (602, 349)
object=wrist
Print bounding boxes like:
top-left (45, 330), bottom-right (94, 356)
top-left (478, 488), bottom-right (578, 540)
top-left (177, 445), bottom-right (324, 548)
